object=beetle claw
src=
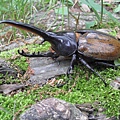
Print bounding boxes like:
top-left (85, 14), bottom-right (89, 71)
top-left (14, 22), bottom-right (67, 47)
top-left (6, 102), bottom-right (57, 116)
top-left (33, 52), bottom-right (35, 55)
top-left (18, 50), bottom-right (25, 55)
top-left (66, 66), bottom-right (72, 77)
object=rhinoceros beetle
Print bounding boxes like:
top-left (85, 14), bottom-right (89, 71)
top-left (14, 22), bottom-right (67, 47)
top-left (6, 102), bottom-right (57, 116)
top-left (1, 20), bottom-right (120, 86)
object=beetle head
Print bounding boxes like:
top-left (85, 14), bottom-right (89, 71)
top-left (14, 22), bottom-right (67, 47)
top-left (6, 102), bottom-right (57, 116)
top-left (46, 32), bottom-right (77, 56)
top-left (0, 20), bottom-right (77, 56)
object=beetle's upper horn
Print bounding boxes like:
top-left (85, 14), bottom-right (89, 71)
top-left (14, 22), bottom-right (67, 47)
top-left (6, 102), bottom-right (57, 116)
top-left (0, 20), bottom-right (53, 40)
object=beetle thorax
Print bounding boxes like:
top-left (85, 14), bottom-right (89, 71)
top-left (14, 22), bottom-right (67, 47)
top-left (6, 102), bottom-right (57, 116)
top-left (48, 32), bottom-right (78, 56)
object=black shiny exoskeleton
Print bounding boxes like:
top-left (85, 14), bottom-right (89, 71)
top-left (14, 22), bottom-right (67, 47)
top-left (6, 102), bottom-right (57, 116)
top-left (1, 20), bottom-right (120, 86)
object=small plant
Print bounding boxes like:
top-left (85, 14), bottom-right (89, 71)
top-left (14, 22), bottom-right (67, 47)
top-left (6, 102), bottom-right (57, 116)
top-left (79, 0), bottom-right (118, 28)
top-left (114, 4), bottom-right (120, 13)
top-left (0, 0), bottom-right (33, 21)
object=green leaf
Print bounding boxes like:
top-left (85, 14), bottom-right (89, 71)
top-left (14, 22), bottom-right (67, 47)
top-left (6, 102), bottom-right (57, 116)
top-left (85, 21), bottom-right (96, 29)
top-left (67, 0), bottom-right (73, 4)
top-left (0, 6), bottom-right (8, 11)
top-left (114, 4), bottom-right (120, 13)
top-left (114, 59), bottom-right (120, 66)
top-left (55, 6), bottom-right (68, 15)
top-left (79, 0), bottom-right (118, 23)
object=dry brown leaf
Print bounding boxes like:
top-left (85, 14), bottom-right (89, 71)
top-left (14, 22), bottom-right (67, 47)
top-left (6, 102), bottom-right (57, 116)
top-left (23, 66), bottom-right (34, 80)
top-left (116, 32), bottom-right (120, 39)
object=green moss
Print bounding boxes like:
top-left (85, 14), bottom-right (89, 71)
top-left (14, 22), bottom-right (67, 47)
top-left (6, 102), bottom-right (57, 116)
top-left (27, 42), bottom-right (50, 52)
top-left (1, 45), bottom-right (120, 119)
top-left (0, 71), bottom-right (120, 119)
top-left (0, 48), bottom-right (28, 71)
top-left (0, 90), bottom-right (40, 120)
top-left (53, 65), bottom-right (120, 118)
top-left (0, 42), bottom-right (50, 71)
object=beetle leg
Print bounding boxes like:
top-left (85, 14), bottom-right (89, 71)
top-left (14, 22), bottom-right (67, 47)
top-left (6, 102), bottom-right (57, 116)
top-left (57, 54), bottom-right (77, 87)
top-left (94, 61), bottom-right (119, 68)
top-left (79, 57), bottom-right (107, 86)
top-left (67, 54), bottom-right (77, 76)
top-left (18, 50), bottom-right (59, 59)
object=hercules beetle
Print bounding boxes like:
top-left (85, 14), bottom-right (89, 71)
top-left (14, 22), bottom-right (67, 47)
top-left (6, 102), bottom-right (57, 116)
top-left (1, 20), bottom-right (120, 86)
